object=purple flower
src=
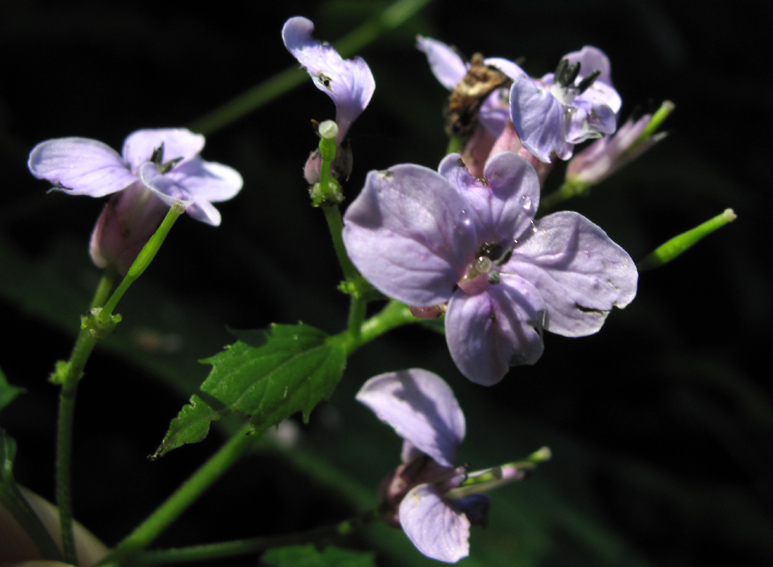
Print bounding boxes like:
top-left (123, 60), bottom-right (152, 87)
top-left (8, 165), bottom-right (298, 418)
top-left (343, 152), bottom-right (637, 385)
top-left (507, 46), bottom-right (622, 163)
top-left (282, 16), bottom-right (375, 183)
top-left (28, 128), bottom-right (242, 273)
top-left (356, 369), bottom-right (494, 563)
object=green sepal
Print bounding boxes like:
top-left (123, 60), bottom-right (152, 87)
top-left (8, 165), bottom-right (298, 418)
top-left (153, 323), bottom-right (346, 458)
top-left (260, 544), bottom-right (377, 567)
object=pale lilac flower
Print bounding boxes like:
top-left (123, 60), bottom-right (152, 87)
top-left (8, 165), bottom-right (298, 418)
top-left (343, 152), bottom-right (637, 385)
top-left (507, 46), bottom-right (622, 163)
top-left (357, 369), bottom-right (495, 563)
top-left (566, 101), bottom-right (674, 189)
top-left (28, 128), bottom-right (243, 273)
top-left (282, 16), bottom-right (375, 183)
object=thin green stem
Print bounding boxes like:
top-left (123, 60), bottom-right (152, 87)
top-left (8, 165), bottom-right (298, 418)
top-left (322, 205), bottom-right (360, 286)
top-left (95, 424), bottom-right (258, 567)
top-left (54, 269), bottom-right (116, 565)
top-left (335, 300), bottom-right (416, 357)
top-left (102, 202), bottom-right (185, 318)
top-left (131, 508), bottom-right (380, 566)
top-left (187, 0), bottom-right (432, 136)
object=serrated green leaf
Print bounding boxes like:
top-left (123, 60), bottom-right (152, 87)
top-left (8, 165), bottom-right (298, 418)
top-left (154, 323), bottom-right (346, 457)
top-left (260, 545), bottom-right (376, 567)
top-left (0, 367), bottom-right (24, 414)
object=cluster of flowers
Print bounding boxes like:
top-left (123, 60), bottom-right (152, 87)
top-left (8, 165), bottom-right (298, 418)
top-left (25, 16), bottom-right (657, 564)
top-left (280, 17), bottom-right (652, 561)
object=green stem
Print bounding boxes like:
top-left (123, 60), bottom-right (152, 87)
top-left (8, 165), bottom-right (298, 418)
top-left (539, 176), bottom-right (588, 212)
top-left (53, 269), bottom-right (116, 565)
top-left (335, 300), bottom-right (416, 357)
top-left (54, 205), bottom-right (183, 565)
top-left (95, 424), bottom-right (258, 567)
top-left (102, 202), bottom-right (185, 318)
top-left (187, 0), bottom-right (432, 136)
top-left (131, 509), bottom-right (380, 566)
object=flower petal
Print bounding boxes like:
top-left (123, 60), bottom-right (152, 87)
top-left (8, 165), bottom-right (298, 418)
top-left (343, 164), bottom-right (478, 306)
top-left (440, 152), bottom-right (540, 245)
top-left (163, 157), bottom-right (243, 202)
top-left (282, 16), bottom-right (375, 142)
top-left (399, 484), bottom-right (471, 563)
top-left (28, 137), bottom-right (136, 197)
top-left (139, 162), bottom-right (194, 206)
top-left (416, 36), bottom-right (468, 91)
top-left (122, 128), bottom-right (205, 171)
top-left (562, 46), bottom-right (621, 112)
top-left (505, 211), bottom-right (637, 336)
top-left (356, 369), bottom-right (465, 468)
top-left (446, 278), bottom-right (545, 386)
top-left (509, 78), bottom-right (573, 162)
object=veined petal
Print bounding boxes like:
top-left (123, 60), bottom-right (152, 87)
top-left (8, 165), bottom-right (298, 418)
top-left (28, 137), bottom-right (136, 197)
top-left (342, 164), bottom-right (478, 306)
top-left (439, 152), bottom-right (540, 245)
top-left (505, 211), bottom-right (637, 337)
top-left (416, 36), bottom-right (468, 90)
top-left (509, 78), bottom-right (573, 162)
top-left (163, 158), bottom-right (243, 202)
top-left (446, 278), bottom-right (545, 386)
top-left (356, 369), bottom-right (465, 468)
top-left (399, 484), bottom-right (471, 563)
top-left (282, 16), bottom-right (375, 141)
top-left (122, 129), bottom-right (205, 172)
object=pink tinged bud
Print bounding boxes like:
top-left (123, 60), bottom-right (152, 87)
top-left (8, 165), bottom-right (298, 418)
top-left (409, 304), bottom-right (446, 319)
top-left (303, 149), bottom-right (322, 184)
top-left (89, 182), bottom-right (168, 275)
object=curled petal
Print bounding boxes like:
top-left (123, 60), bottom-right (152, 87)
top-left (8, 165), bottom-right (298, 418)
top-left (343, 164), bottom-right (478, 306)
top-left (509, 78), bottom-right (573, 162)
top-left (416, 36), bottom-right (468, 90)
top-left (139, 162), bottom-right (194, 206)
top-left (122, 128), bottom-right (205, 171)
top-left (505, 211), bottom-right (637, 336)
top-left (440, 152), bottom-right (540, 245)
top-left (163, 158), bottom-right (243, 202)
top-left (28, 137), bottom-right (136, 197)
top-left (446, 278), bottom-right (545, 386)
top-left (399, 484), bottom-right (471, 563)
top-left (565, 99), bottom-right (617, 144)
top-left (186, 199), bottom-right (222, 226)
top-left (356, 369), bottom-right (465, 468)
top-left (282, 16), bottom-right (375, 142)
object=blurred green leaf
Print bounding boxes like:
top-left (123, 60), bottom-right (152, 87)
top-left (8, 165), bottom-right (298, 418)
top-left (154, 323), bottom-right (346, 457)
top-left (0, 368), bottom-right (23, 414)
top-left (260, 544), bottom-right (376, 567)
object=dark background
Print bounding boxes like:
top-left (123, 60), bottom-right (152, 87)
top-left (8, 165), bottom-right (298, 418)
top-left (1, 1), bottom-right (771, 566)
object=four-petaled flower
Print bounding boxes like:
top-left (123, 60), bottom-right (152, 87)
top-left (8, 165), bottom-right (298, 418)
top-left (343, 152), bottom-right (637, 385)
top-left (283, 16), bottom-right (375, 183)
top-left (357, 369), bottom-right (504, 563)
top-left (28, 128), bottom-right (243, 274)
top-left (506, 46), bottom-right (622, 163)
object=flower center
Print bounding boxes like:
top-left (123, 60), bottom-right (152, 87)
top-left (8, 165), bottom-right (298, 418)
top-left (550, 58), bottom-right (601, 106)
top-left (150, 142), bottom-right (183, 174)
top-left (460, 242), bottom-right (513, 290)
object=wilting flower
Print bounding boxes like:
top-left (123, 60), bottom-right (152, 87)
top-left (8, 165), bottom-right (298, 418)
top-left (282, 16), bottom-right (375, 183)
top-left (506, 46), bottom-right (622, 162)
top-left (357, 369), bottom-right (520, 563)
top-left (566, 101), bottom-right (674, 191)
top-left (28, 128), bottom-right (242, 274)
top-left (343, 152), bottom-right (637, 385)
